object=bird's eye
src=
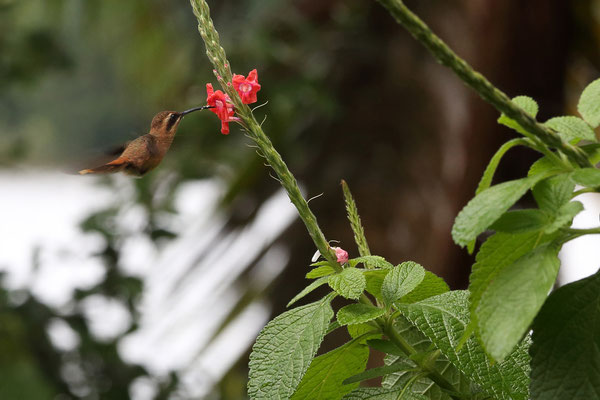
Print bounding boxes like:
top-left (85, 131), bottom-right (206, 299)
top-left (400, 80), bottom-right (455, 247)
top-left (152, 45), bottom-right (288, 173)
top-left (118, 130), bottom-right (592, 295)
top-left (166, 113), bottom-right (179, 131)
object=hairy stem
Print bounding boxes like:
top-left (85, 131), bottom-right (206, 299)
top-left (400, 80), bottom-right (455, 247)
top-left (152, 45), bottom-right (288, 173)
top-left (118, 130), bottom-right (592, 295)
top-left (376, 0), bottom-right (591, 168)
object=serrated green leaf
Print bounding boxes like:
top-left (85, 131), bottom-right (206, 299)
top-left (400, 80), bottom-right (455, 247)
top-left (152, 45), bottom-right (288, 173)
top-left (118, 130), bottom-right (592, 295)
top-left (306, 265), bottom-right (336, 279)
top-left (381, 262), bottom-right (425, 306)
top-left (343, 386), bottom-right (425, 400)
top-left (545, 116), bottom-right (596, 143)
top-left (533, 174), bottom-right (575, 211)
top-left (342, 180), bottom-right (371, 258)
top-left (248, 296), bottom-right (334, 399)
top-left (452, 174), bottom-right (547, 247)
top-left (287, 276), bottom-right (330, 307)
top-left (578, 78), bottom-right (600, 128)
top-left (364, 269), bottom-right (389, 299)
top-left (399, 271), bottom-right (450, 304)
top-left (337, 303), bottom-right (385, 326)
top-left (544, 201), bottom-right (583, 234)
top-left (498, 95), bottom-right (539, 135)
top-left (490, 209), bottom-right (549, 233)
top-left (476, 244), bottom-right (561, 361)
top-left (349, 256), bottom-right (394, 269)
top-left (347, 323), bottom-right (379, 340)
top-left (530, 270), bottom-right (600, 400)
top-left (382, 318), bottom-right (474, 399)
top-left (468, 231), bottom-right (544, 340)
top-left (476, 138), bottom-right (529, 195)
top-left (570, 167), bottom-right (600, 187)
top-left (398, 291), bottom-right (531, 400)
top-left (343, 362), bottom-right (414, 385)
top-left (367, 339), bottom-right (405, 357)
top-left (291, 340), bottom-right (369, 400)
top-left (528, 156), bottom-right (565, 177)
top-left (329, 268), bottom-right (366, 300)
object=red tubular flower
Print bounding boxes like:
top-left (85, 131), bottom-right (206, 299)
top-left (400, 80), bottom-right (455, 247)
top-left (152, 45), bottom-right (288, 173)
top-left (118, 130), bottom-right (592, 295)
top-left (206, 83), bottom-right (235, 134)
top-left (232, 69), bottom-right (261, 104)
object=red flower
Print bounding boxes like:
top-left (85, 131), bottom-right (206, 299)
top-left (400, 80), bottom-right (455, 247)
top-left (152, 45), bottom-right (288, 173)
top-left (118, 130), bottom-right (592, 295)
top-left (206, 83), bottom-right (236, 135)
top-left (233, 69), bottom-right (261, 104)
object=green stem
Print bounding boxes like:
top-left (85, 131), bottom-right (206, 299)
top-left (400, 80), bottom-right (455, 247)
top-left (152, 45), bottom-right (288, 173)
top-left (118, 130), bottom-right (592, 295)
top-left (566, 227), bottom-right (600, 235)
top-left (384, 324), bottom-right (464, 400)
top-left (376, 0), bottom-right (591, 168)
top-left (573, 187), bottom-right (600, 197)
top-left (189, 0), bottom-right (339, 268)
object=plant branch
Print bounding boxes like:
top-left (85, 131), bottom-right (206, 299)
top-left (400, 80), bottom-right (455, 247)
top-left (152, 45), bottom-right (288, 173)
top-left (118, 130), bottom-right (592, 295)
top-left (566, 227), bottom-right (600, 235)
top-left (383, 323), bottom-right (465, 400)
top-left (189, 0), bottom-right (340, 268)
top-left (376, 0), bottom-right (592, 168)
top-left (573, 187), bottom-right (600, 197)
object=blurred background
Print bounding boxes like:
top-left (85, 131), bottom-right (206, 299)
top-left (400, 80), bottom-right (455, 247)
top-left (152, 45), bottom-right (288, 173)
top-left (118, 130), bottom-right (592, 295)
top-left (1, 0), bottom-right (600, 398)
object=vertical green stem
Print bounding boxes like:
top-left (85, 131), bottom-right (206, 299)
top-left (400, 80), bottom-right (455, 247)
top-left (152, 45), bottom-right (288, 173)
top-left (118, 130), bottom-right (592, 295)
top-left (189, 0), bottom-right (340, 267)
top-left (384, 324), bottom-right (464, 400)
top-left (376, 0), bottom-right (591, 168)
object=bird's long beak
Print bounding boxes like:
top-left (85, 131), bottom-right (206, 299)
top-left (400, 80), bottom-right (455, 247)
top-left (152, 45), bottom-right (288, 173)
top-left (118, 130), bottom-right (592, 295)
top-left (180, 105), bottom-right (214, 116)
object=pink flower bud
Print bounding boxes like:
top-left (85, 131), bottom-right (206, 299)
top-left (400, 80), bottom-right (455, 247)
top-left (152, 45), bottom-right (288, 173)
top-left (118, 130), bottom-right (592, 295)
top-left (332, 247), bottom-right (349, 264)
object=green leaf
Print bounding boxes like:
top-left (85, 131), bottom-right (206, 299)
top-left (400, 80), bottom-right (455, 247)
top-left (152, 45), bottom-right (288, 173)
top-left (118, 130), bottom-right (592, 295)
top-left (469, 232), bottom-right (543, 305)
top-left (287, 276), bottom-right (330, 307)
top-left (329, 268), bottom-right (366, 300)
top-left (570, 167), bottom-right (600, 187)
top-left (248, 296), bottom-right (334, 399)
top-left (364, 269), bottom-right (389, 299)
top-left (476, 244), bottom-right (561, 361)
top-left (544, 201), bottom-right (583, 234)
top-left (337, 303), bottom-right (385, 326)
top-left (530, 270), bottom-right (600, 400)
top-left (399, 271), bottom-right (450, 304)
top-left (578, 78), bottom-right (600, 128)
top-left (343, 386), bottom-right (426, 400)
top-left (533, 174), bottom-right (575, 211)
top-left (490, 209), bottom-right (549, 233)
top-left (366, 339), bottom-right (405, 357)
top-left (342, 180), bottom-right (371, 258)
top-left (476, 138), bottom-right (529, 195)
top-left (349, 256), bottom-right (394, 269)
top-left (528, 156), bottom-right (565, 178)
top-left (343, 362), bottom-right (414, 385)
top-left (398, 291), bottom-right (531, 400)
top-left (347, 323), bottom-right (379, 340)
top-left (381, 261), bottom-right (426, 306)
top-left (498, 95), bottom-right (539, 135)
top-left (582, 143), bottom-right (600, 164)
top-left (452, 174), bottom-right (546, 247)
top-left (545, 116), bottom-right (596, 144)
top-left (468, 231), bottom-right (543, 335)
top-left (311, 260), bottom-right (333, 267)
top-left (380, 322), bottom-right (473, 400)
top-left (291, 340), bottom-right (369, 400)
top-left (306, 265), bottom-right (336, 279)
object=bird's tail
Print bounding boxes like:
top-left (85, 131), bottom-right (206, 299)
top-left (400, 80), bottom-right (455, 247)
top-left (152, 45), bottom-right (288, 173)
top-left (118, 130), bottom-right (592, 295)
top-left (79, 157), bottom-right (128, 175)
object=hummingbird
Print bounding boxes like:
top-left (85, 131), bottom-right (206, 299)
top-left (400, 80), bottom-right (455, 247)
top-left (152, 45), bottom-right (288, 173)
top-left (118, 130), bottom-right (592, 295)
top-left (79, 106), bottom-right (212, 177)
